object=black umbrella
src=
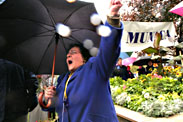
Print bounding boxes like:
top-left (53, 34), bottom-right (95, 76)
top-left (133, 56), bottom-right (153, 66)
top-left (0, 0), bottom-right (101, 75)
top-left (133, 55), bottom-right (170, 66)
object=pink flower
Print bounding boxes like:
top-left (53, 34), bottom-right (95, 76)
top-left (152, 74), bottom-right (162, 79)
top-left (123, 85), bottom-right (126, 90)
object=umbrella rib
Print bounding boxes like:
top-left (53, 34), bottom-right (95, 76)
top-left (36, 35), bottom-right (56, 74)
top-left (0, 18), bottom-right (54, 29)
top-left (63, 3), bottom-right (93, 24)
top-left (39, 0), bottom-right (56, 27)
top-left (71, 28), bottom-right (95, 32)
top-left (23, 18), bottom-right (54, 32)
top-left (68, 35), bottom-right (82, 44)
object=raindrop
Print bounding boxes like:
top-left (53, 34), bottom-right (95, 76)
top-left (66, 0), bottom-right (76, 3)
top-left (56, 23), bottom-right (71, 37)
top-left (83, 39), bottom-right (94, 49)
top-left (0, 0), bottom-right (5, 5)
top-left (97, 25), bottom-right (111, 37)
top-left (90, 47), bottom-right (99, 57)
top-left (90, 13), bottom-right (102, 26)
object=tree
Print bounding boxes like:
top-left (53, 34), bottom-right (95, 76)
top-left (120, 0), bottom-right (183, 39)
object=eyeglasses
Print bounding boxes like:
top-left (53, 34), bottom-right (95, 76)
top-left (67, 50), bottom-right (80, 55)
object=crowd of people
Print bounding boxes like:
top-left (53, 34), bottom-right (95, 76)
top-left (137, 60), bottom-right (154, 75)
top-left (111, 57), bottom-right (134, 80)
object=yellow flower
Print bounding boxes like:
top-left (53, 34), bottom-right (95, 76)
top-left (177, 66), bottom-right (181, 70)
top-left (128, 79), bottom-right (132, 82)
top-left (141, 79), bottom-right (146, 83)
top-left (167, 66), bottom-right (172, 70)
top-left (176, 72), bottom-right (182, 77)
top-left (139, 77), bottom-right (143, 80)
top-left (158, 95), bottom-right (165, 101)
top-left (172, 92), bottom-right (179, 99)
top-left (164, 66), bottom-right (168, 70)
top-left (168, 69), bottom-right (172, 73)
top-left (174, 67), bottom-right (179, 71)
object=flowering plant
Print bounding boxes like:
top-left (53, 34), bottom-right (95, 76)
top-left (110, 66), bottom-right (183, 117)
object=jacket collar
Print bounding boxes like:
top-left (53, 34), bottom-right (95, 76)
top-left (64, 65), bottom-right (84, 82)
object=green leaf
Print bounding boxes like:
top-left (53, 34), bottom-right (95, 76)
top-left (153, 32), bottom-right (161, 48)
top-left (142, 47), bottom-right (158, 54)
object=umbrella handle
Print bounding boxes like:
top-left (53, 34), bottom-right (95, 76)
top-left (38, 91), bottom-right (52, 109)
top-left (38, 33), bottom-right (59, 109)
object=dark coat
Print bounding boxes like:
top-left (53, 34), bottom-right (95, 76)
top-left (137, 67), bottom-right (146, 75)
top-left (111, 65), bottom-right (134, 80)
top-left (145, 65), bottom-right (154, 74)
top-left (0, 59), bottom-right (38, 121)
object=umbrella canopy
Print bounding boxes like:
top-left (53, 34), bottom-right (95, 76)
top-left (169, 1), bottom-right (183, 16)
top-left (133, 55), bottom-right (170, 66)
top-left (0, 0), bottom-right (101, 74)
top-left (122, 57), bottom-right (136, 66)
top-left (133, 56), bottom-right (153, 66)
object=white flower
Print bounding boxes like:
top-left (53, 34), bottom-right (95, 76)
top-left (144, 93), bottom-right (150, 99)
top-left (165, 111), bottom-right (173, 115)
top-left (126, 96), bottom-right (131, 102)
top-left (142, 91), bottom-right (146, 94)
top-left (116, 93), bottom-right (127, 105)
top-left (158, 95), bottom-right (165, 101)
top-left (121, 92), bottom-right (128, 97)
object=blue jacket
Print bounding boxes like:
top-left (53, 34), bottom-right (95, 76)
top-left (56, 21), bottom-right (123, 122)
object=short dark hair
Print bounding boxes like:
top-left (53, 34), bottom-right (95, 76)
top-left (67, 44), bottom-right (91, 62)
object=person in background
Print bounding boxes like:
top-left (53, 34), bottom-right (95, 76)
top-left (41, 0), bottom-right (123, 121)
top-left (137, 66), bottom-right (146, 76)
top-left (145, 60), bottom-right (154, 74)
top-left (111, 57), bottom-right (133, 80)
top-left (127, 66), bottom-right (134, 79)
top-left (0, 59), bottom-right (38, 122)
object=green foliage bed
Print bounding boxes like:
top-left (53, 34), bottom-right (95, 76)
top-left (110, 66), bottom-right (183, 117)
